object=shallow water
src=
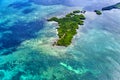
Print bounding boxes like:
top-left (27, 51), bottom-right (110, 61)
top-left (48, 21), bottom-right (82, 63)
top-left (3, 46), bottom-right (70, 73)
top-left (0, 0), bottom-right (120, 80)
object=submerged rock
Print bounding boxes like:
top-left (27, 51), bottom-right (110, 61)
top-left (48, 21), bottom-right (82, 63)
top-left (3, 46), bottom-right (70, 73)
top-left (94, 10), bottom-right (102, 15)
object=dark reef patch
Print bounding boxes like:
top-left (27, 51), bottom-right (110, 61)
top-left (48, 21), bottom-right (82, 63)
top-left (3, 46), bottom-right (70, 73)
top-left (0, 20), bottom-right (44, 55)
top-left (11, 71), bottom-right (24, 80)
top-left (8, 1), bottom-right (32, 9)
top-left (29, 0), bottom-right (72, 6)
top-left (22, 8), bottom-right (35, 14)
top-left (0, 71), bottom-right (4, 79)
top-left (0, 48), bottom-right (16, 56)
top-left (0, 61), bottom-right (17, 70)
top-left (0, 20), bottom-right (10, 29)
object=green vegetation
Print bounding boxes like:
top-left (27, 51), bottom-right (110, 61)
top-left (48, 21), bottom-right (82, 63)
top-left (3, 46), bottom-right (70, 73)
top-left (73, 10), bottom-right (80, 13)
top-left (47, 17), bottom-right (58, 21)
top-left (94, 10), bottom-right (102, 15)
top-left (48, 10), bottom-right (86, 46)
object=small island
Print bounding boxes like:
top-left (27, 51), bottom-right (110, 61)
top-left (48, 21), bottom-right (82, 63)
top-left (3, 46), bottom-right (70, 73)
top-left (73, 10), bottom-right (80, 13)
top-left (102, 2), bottom-right (120, 11)
top-left (48, 10), bottom-right (86, 46)
top-left (94, 10), bottom-right (102, 15)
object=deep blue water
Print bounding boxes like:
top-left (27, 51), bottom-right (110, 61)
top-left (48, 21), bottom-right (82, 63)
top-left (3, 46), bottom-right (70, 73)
top-left (0, 0), bottom-right (120, 80)
top-left (0, 20), bottom-right (44, 55)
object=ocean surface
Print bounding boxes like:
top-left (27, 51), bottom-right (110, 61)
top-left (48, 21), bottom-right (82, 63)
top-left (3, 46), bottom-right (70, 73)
top-left (0, 0), bottom-right (120, 80)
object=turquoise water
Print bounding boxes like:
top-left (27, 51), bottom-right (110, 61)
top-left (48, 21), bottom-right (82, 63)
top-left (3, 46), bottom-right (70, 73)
top-left (0, 0), bottom-right (120, 80)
